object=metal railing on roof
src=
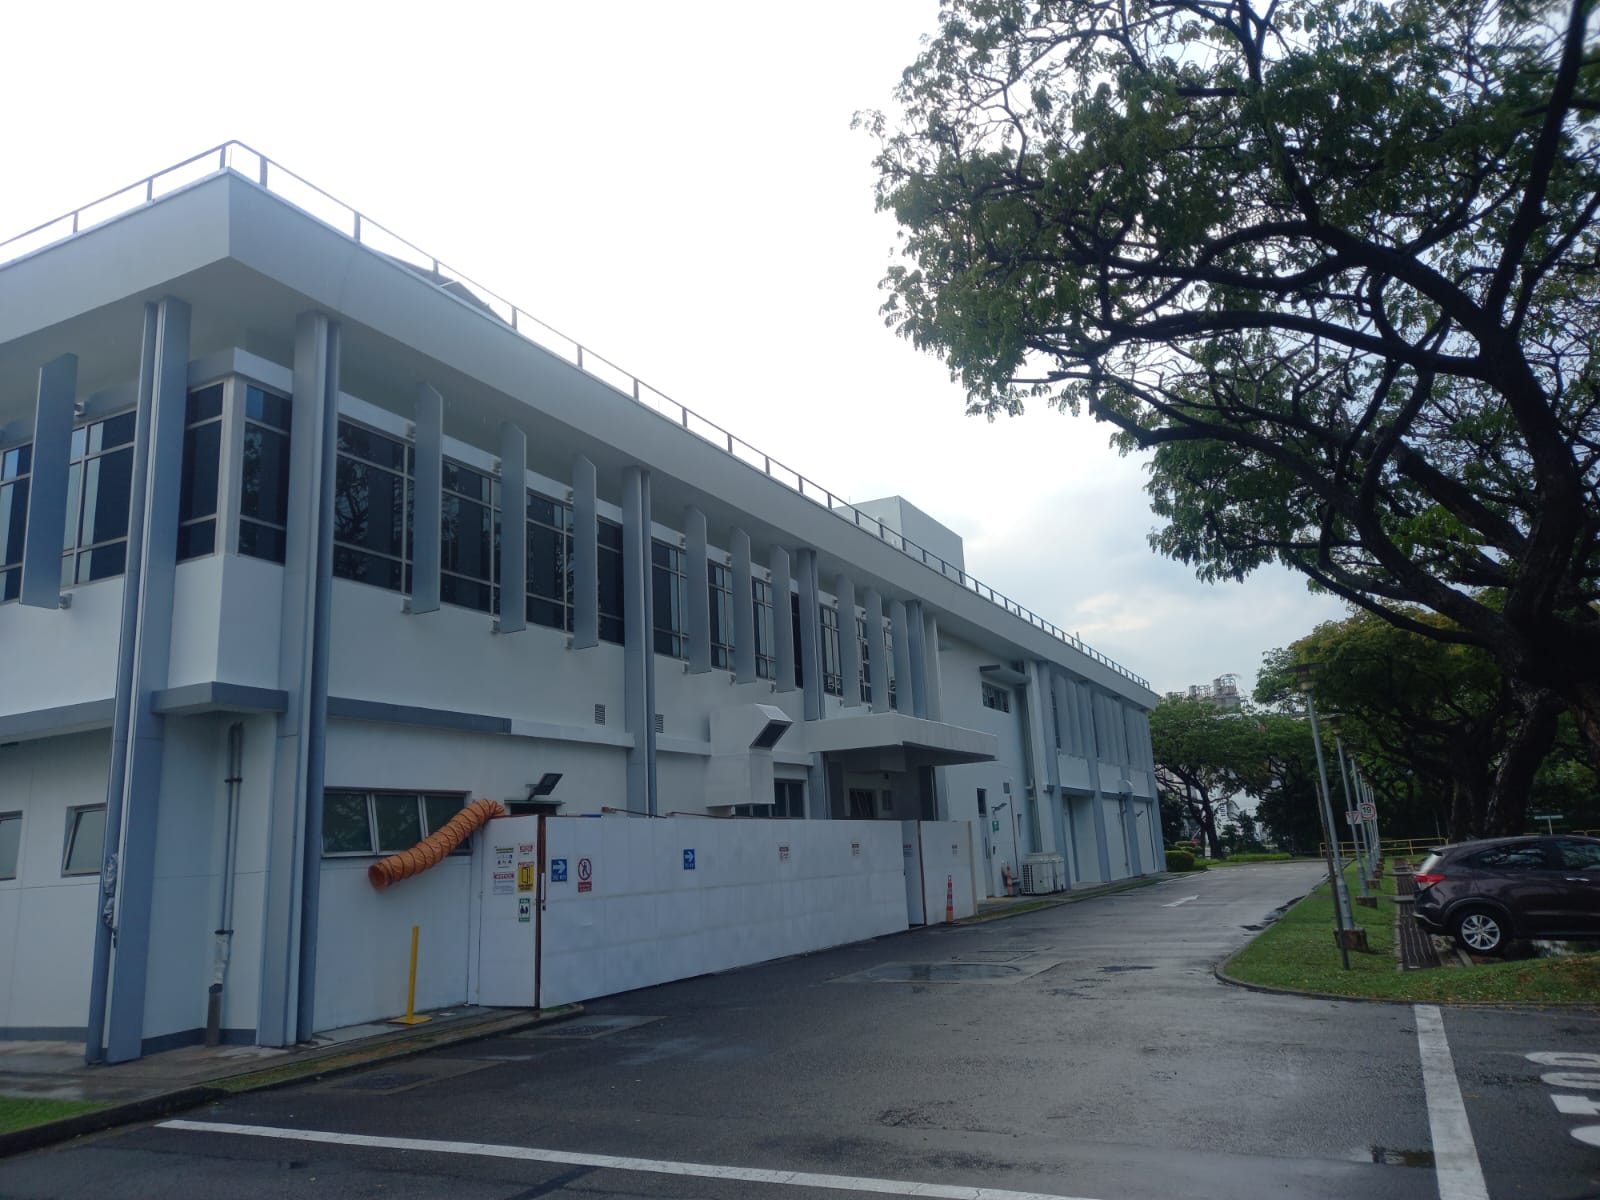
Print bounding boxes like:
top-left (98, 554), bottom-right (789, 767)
top-left (0, 140), bottom-right (1151, 691)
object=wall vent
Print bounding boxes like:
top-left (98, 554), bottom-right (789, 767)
top-left (654, 713), bottom-right (665, 734)
top-left (593, 704), bottom-right (606, 726)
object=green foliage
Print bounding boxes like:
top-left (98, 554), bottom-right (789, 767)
top-left (1222, 852), bottom-right (1294, 862)
top-left (867, 0), bottom-right (1600, 770)
top-left (1165, 848), bottom-right (1197, 871)
top-left (0, 1095), bottom-right (105, 1134)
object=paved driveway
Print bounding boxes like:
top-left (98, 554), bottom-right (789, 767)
top-left (3, 861), bottom-right (1593, 1199)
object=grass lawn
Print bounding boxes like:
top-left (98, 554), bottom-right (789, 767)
top-left (1224, 860), bottom-right (1600, 1004)
top-left (0, 1095), bottom-right (106, 1134)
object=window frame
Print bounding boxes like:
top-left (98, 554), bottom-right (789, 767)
top-left (651, 538), bottom-right (688, 658)
top-left (333, 417), bottom-right (414, 592)
top-left (0, 441), bottom-right (31, 603)
top-left (238, 384), bottom-right (293, 563)
top-left (752, 577), bottom-right (775, 679)
top-left (708, 560), bottom-right (734, 670)
top-left (62, 804), bottom-right (107, 877)
top-left (982, 682), bottom-right (1012, 713)
top-left (177, 383), bottom-right (225, 561)
top-left (819, 605), bottom-right (843, 696)
top-left (525, 488), bottom-right (575, 632)
top-left (62, 409), bottom-right (138, 587)
top-left (440, 459), bottom-right (497, 613)
top-left (0, 810), bottom-right (20, 881)
top-left (320, 790), bottom-right (472, 858)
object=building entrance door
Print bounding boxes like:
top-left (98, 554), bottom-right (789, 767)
top-left (476, 814), bottom-right (542, 1007)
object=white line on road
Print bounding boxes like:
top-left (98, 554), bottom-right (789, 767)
top-left (1414, 1004), bottom-right (1489, 1200)
top-left (1161, 895), bottom-right (1200, 907)
top-left (158, 1119), bottom-right (1104, 1200)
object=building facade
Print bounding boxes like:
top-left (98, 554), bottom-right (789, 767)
top-left (0, 146), bottom-right (1160, 1061)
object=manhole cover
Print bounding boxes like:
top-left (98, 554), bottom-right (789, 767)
top-left (335, 1071), bottom-right (427, 1092)
top-left (518, 1014), bottom-right (663, 1039)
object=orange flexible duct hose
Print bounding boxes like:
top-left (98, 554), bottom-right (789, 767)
top-left (367, 798), bottom-right (509, 890)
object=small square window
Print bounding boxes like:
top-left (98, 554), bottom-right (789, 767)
top-left (373, 793), bottom-right (424, 854)
top-left (63, 806), bottom-right (106, 876)
top-left (0, 812), bottom-right (20, 880)
top-left (322, 791), bottom-right (374, 855)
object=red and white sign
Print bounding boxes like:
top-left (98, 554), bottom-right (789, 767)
top-left (577, 856), bottom-right (593, 893)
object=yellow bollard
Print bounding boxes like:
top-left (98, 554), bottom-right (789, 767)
top-left (388, 924), bottom-right (431, 1025)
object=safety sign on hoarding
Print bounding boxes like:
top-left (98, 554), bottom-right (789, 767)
top-left (518, 896), bottom-right (531, 923)
top-left (683, 849), bottom-right (696, 870)
top-left (550, 858), bottom-right (567, 882)
top-left (577, 857), bottom-right (593, 893)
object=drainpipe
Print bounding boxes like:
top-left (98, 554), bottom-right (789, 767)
top-left (206, 723), bottom-right (244, 1047)
top-left (86, 304), bottom-right (159, 1064)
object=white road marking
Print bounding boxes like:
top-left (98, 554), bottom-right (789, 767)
top-left (1414, 1005), bottom-right (1489, 1200)
top-left (158, 1119), bottom-right (1104, 1200)
top-left (1161, 895), bottom-right (1199, 907)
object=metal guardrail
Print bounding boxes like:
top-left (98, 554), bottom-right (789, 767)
top-left (0, 141), bottom-right (1151, 690)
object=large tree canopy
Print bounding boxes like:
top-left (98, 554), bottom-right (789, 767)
top-left (867, 0), bottom-right (1600, 757)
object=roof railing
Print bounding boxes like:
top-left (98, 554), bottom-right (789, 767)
top-left (0, 141), bottom-right (1151, 691)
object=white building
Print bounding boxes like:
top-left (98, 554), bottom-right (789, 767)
top-left (0, 145), bottom-right (1160, 1062)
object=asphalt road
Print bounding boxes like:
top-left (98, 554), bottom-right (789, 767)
top-left (4, 862), bottom-right (1598, 1200)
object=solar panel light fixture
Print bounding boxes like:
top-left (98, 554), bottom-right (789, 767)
top-left (528, 773), bottom-right (562, 799)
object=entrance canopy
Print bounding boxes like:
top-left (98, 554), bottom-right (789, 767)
top-left (801, 711), bottom-right (997, 770)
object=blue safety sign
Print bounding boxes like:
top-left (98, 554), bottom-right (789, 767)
top-left (550, 858), bottom-right (568, 883)
top-left (683, 848), bottom-right (696, 871)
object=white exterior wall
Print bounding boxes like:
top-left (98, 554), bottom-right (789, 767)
top-left (0, 733), bottom-right (108, 1034)
top-left (0, 580), bottom-right (121, 722)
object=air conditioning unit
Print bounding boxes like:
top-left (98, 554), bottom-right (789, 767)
top-left (1023, 853), bottom-right (1067, 894)
top-left (1022, 853), bottom-right (1055, 895)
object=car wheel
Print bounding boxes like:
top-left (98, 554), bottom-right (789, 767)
top-left (1453, 906), bottom-right (1508, 955)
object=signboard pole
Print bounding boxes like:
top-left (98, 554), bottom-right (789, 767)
top-left (534, 814), bottom-right (545, 1012)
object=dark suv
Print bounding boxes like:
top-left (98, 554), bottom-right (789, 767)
top-left (1411, 835), bottom-right (1600, 954)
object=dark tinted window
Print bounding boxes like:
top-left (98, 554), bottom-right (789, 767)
top-left (1555, 840), bottom-right (1600, 870)
top-left (1465, 844), bottom-right (1549, 870)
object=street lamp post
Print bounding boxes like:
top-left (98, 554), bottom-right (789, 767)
top-left (1331, 729), bottom-right (1375, 907)
top-left (1291, 663), bottom-right (1357, 967)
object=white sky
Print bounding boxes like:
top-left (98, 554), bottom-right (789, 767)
top-left (0, 0), bottom-right (1346, 696)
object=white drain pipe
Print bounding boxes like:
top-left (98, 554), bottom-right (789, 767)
top-left (206, 722), bottom-right (244, 1047)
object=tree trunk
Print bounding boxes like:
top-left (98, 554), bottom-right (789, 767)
top-left (1569, 679), bottom-right (1600, 776)
top-left (1484, 686), bottom-right (1565, 835)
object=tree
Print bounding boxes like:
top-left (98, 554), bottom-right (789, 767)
top-left (865, 0), bottom-right (1600, 786)
top-left (1149, 695), bottom-right (1269, 856)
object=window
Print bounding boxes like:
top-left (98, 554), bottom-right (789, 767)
top-left (790, 593), bottom-right (805, 687)
top-left (856, 617), bottom-right (872, 703)
top-left (651, 539), bottom-right (687, 657)
top-left (708, 561), bottom-right (734, 669)
top-left (239, 386), bottom-right (292, 562)
top-left (177, 384), bottom-right (224, 560)
top-left (441, 460), bottom-right (496, 612)
top-left (982, 682), bottom-right (1011, 713)
top-left (0, 811), bottom-right (19, 880)
top-left (334, 420), bottom-right (412, 590)
top-left (526, 490), bottom-right (574, 631)
top-left (63, 411), bottom-right (136, 585)
top-left (752, 578), bottom-right (775, 679)
top-left (321, 791), bottom-right (469, 856)
top-left (0, 443), bottom-right (30, 603)
top-left (598, 517), bottom-right (625, 644)
top-left (1556, 839), bottom-right (1600, 870)
top-left (62, 805), bottom-right (106, 876)
top-left (1465, 844), bottom-right (1548, 870)
top-left (820, 606), bottom-right (843, 696)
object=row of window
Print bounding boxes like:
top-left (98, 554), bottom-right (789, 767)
top-left (0, 806), bottom-right (105, 880)
top-left (1, 381), bottom-right (905, 702)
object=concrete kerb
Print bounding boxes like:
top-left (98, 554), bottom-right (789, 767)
top-left (960, 872), bottom-right (1174, 923)
top-left (0, 1004), bottom-right (583, 1160)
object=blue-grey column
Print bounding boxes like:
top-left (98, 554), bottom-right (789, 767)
top-left (622, 467), bottom-right (652, 814)
top-left (102, 299), bottom-right (189, 1062)
top-left (86, 307), bottom-right (158, 1064)
top-left (20, 354), bottom-right (76, 609)
top-left (835, 575), bottom-right (861, 707)
top-left (888, 599), bottom-right (912, 713)
top-left (862, 588), bottom-right (887, 713)
top-left (295, 316), bottom-right (340, 1042)
top-left (922, 610), bottom-right (943, 722)
top-left (796, 549), bottom-right (821, 721)
top-left (1086, 690), bottom-right (1113, 882)
top-left (496, 422), bottom-right (526, 634)
top-left (770, 546), bottom-right (795, 693)
top-left (731, 529), bottom-right (754, 682)
top-left (905, 601), bottom-right (928, 718)
top-left (1048, 670), bottom-right (1076, 881)
top-left (259, 313), bottom-right (339, 1047)
top-left (1030, 661), bottom-right (1059, 853)
top-left (641, 473), bottom-right (657, 815)
top-left (408, 383), bottom-right (442, 615)
top-left (685, 507), bottom-right (710, 674)
top-left (570, 455), bottom-right (597, 648)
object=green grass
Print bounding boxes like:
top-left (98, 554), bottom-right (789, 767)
top-left (1224, 861), bottom-right (1600, 1003)
top-left (0, 1095), bottom-right (107, 1134)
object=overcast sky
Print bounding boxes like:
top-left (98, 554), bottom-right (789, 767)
top-left (0, 1), bottom-right (1347, 697)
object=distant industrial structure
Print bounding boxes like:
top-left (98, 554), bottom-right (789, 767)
top-left (1170, 674), bottom-right (1242, 711)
